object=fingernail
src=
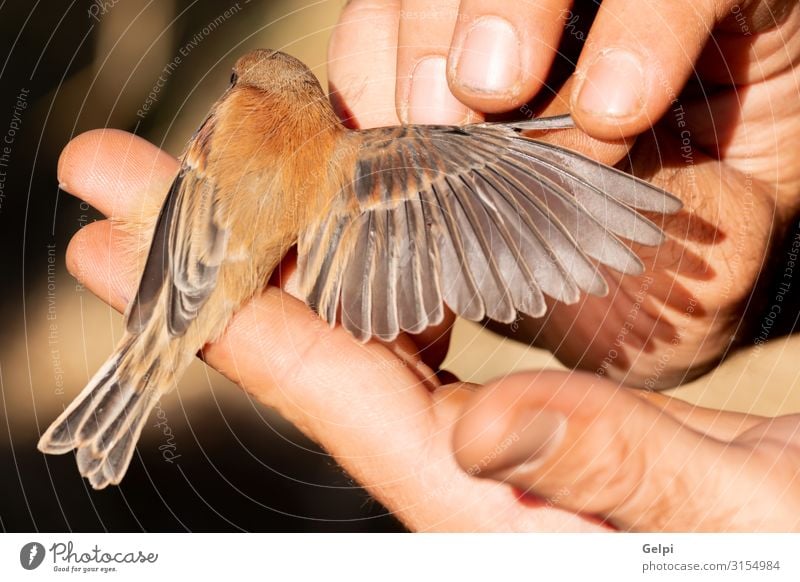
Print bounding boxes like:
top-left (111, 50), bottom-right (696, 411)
top-left (480, 409), bottom-right (566, 478)
top-left (406, 56), bottom-right (470, 125)
top-left (575, 49), bottom-right (645, 119)
top-left (452, 16), bottom-right (520, 94)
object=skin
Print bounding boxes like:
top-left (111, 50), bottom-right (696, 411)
top-left (57, 0), bottom-right (800, 529)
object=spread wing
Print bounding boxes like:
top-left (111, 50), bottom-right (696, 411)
top-left (297, 116), bottom-right (682, 342)
top-left (126, 119), bottom-right (228, 336)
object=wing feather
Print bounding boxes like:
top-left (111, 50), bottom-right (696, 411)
top-left (395, 200), bottom-right (427, 332)
top-left (124, 122), bottom-right (228, 337)
top-left (448, 175), bottom-right (517, 323)
top-left (428, 184), bottom-right (486, 322)
top-left (370, 208), bottom-right (400, 341)
top-left (462, 172), bottom-right (547, 316)
top-left (491, 159), bottom-right (645, 275)
top-left (341, 213), bottom-right (376, 341)
top-left (297, 119), bottom-right (682, 342)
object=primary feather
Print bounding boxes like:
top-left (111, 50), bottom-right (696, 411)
top-left (297, 117), bottom-right (682, 342)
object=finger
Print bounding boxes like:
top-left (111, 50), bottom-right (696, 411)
top-left (58, 129), bottom-right (177, 218)
top-left (452, 371), bottom-right (769, 530)
top-left (396, 0), bottom-right (478, 124)
top-left (327, 0), bottom-right (403, 129)
top-left (66, 220), bottom-right (139, 311)
top-left (570, 0), bottom-right (722, 139)
top-left (515, 76), bottom-right (634, 168)
top-left (447, 0), bottom-right (567, 113)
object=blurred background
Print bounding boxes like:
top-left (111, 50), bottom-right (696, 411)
top-left (1, 0), bottom-right (799, 532)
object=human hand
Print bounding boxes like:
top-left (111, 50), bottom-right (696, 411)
top-left (452, 371), bottom-right (800, 531)
top-left (328, 0), bottom-right (800, 387)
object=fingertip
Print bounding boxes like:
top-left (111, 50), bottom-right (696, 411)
top-left (568, 0), bottom-right (719, 141)
top-left (569, 48), bottom-right (653, 140)
top-left (57, 129), bottom-right (177, 218)
top-left (64, 221), bottom-right (90, 281)
top-left (394, 2), bottom-right (480, 126)
top-left (58, 129), bottom-right (120, 196)
top-left (451, 380), bottom-right (508, 474)
top-left (452, 370), bottom-right (586, 476)
top-left (446, 16), bottom-right (527, 113)
top-left (446, 5), bottom-right (562, 114)
top-left (66, 220), bottom-right (136, 313)
top-left (402, 55), bottom-right (475, 125)
top-left (65, 220), bottom-right (105, 296)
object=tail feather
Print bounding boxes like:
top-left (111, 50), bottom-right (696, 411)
top-left (37, 336), bottom-right (170, 490)
top-left (37, 339), bottom-right (133, 454)
top-left (83, 392), bottom-right (158, 489)
top-left (94, 389), bottom-right (145, 454)
top-left (77, 381), bottom-right (130, 443)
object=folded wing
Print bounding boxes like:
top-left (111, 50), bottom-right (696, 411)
top-left (126, 118), bottom-right (228, 337)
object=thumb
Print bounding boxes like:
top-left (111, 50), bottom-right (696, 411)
top-left (451, 371), bottom-right (755, 531)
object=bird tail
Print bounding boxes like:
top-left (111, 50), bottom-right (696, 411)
top-left (37, 334), bottom-right (174, 489)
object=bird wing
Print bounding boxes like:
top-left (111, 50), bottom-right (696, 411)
top-left (125, 119), bottom-right (229, 336)
top-left (297, 117), bottom-right (683, 342)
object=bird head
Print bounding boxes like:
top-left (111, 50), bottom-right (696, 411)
top-left (231, 49), bottom-right (324, 99)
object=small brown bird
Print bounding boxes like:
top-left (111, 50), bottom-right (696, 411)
top-left (38, 49), bottom-right (681, 488)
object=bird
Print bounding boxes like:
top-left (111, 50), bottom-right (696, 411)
top-left (38, 49), bottom-right (682, 489)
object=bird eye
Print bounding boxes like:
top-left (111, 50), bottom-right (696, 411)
top-left (230, 70), bottom-right (238, 85)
